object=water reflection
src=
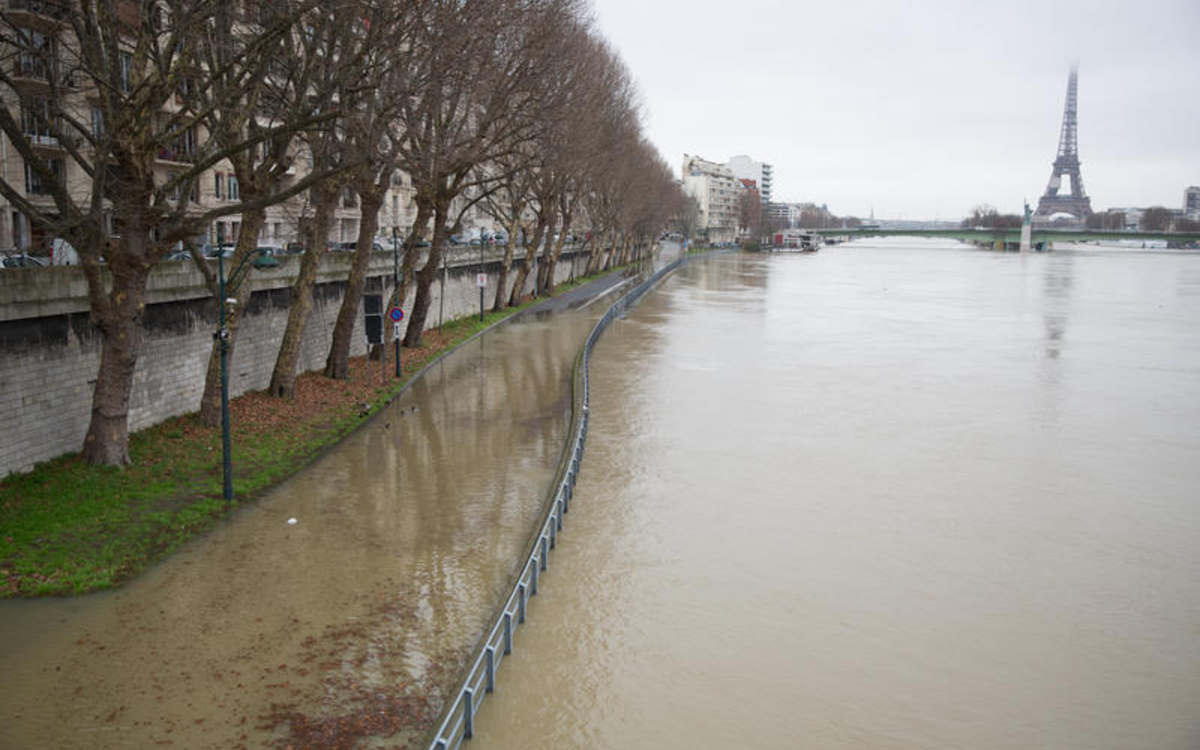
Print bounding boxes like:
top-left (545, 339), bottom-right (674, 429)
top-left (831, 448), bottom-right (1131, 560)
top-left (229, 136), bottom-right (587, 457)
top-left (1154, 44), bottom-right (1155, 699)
top-left (0, 308), bottom-right (599, 750)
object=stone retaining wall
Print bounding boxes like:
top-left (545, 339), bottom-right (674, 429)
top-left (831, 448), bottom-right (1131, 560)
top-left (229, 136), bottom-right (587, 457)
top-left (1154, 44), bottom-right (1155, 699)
top-left (0, 246), bottom-right (588, 476)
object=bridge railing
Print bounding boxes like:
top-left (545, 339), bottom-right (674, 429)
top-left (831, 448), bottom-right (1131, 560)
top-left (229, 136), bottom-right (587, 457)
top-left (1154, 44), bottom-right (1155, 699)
top-left (422, 249), bottom-right (734, 750)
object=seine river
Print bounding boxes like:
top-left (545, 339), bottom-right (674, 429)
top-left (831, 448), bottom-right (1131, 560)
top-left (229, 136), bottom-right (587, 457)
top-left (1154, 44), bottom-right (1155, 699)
top-left (474, 239), bottom-right (1200, 750)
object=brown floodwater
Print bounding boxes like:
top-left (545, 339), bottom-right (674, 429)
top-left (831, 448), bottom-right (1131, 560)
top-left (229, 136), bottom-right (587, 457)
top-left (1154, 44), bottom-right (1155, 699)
top-left (0, 303), bottom-right (606, 750)
top-left (474, 240), bottom-right (1200, 750)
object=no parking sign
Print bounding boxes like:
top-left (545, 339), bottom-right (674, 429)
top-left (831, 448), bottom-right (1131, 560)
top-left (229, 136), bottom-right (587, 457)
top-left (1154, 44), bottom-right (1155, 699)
top-left (389, 307), bottom-right (404, 340)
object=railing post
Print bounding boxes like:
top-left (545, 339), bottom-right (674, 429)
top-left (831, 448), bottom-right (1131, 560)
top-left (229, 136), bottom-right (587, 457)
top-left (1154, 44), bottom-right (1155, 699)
top-left (531, 555), bottom-right (539, 595)
top-left (503, 611), bottom-right (513, 655)
top-left (550, 514), bottom-right (557, 548)
top-left (518, 582), bottom-right (527, 623)
top-left (540, 535), bottom-right (549, 571)
top-left (463, 687), bottom-right (475, 739)
top-left (485, 646), bottom-right (496, 694)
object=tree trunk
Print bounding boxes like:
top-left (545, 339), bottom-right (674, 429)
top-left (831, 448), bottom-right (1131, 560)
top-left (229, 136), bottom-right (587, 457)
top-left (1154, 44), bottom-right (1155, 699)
top-left (385, 196), bottom-right (431, 315)
top-left (369, 198), bottom-right (430, 361)
top-left (509, 214), bottom-right (551, 307)
top-left (402, 200), bottom-right (449, 348)
top-left (198, 209), bottom-right (266, 426)
top-left (585, 228), bottom-right (608, 276)
top-left (491, 212), bottom-right (521, 312)
top-left (324, 188), bottom-right (384, 379)
top-left (267, 185), bottom-right (337, 398)
top-left (80, 250), bottom-right (151, 466)
top-left (540, 210), bottom-right (571, 296)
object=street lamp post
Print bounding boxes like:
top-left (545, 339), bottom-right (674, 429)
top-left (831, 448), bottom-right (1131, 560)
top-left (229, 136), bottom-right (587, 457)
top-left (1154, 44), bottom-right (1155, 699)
top-left (216, 247), bottom-right (265, 503)
top-left (478, 234), bottom-right (485, 322)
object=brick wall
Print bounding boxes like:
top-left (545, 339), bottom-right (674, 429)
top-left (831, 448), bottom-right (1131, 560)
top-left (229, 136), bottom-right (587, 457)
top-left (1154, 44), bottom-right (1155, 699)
top-left (0, 246), bottom-right (589, 476)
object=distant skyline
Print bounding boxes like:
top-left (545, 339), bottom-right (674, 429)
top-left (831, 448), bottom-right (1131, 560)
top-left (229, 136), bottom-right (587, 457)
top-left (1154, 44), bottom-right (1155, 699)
top-left (591, 0), bottom-right (1200, 220)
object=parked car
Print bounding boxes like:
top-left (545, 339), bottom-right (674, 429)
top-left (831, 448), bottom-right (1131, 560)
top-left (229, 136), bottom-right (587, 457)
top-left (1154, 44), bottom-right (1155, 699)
top-left (202, 242), bottom-right (236, 258)
top-left (164, 248), bottom-right (194, 262)
top-left (448, 234), bottom-right (468, 245)
top-left (333, 240), bottom-right (385, 253)
top-left (250, 245), bottom-right (282, 267)
top-left (1, 253), bottom-right (47, 268)
top-left (492, 230), bottom-right (509, 244)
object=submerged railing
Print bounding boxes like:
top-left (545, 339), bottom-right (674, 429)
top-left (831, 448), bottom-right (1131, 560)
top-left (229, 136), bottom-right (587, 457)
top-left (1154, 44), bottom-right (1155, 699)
top-left (424, 250), bottom-right (731, 750)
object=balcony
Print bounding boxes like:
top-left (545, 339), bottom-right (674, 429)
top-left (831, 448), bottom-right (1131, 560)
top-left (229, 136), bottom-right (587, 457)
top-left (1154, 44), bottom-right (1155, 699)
top-left (8, 0), bottom-right (69, 19)
top-left (156, 147), bottom-right (196, 164)
top-left (14, 55), bottom-right (52, 83)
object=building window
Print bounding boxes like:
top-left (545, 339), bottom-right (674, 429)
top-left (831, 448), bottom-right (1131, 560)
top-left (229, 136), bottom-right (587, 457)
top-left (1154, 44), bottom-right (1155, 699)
top-left (228, 175), bottom-right (239, 201)
top-left (15, 27), bottom-right (52, 81)
top-left (214, 173), bottom-right (224, 199)
top-left (20, 97), bottom-right (58, 145)
top-left (24, 157), bottom-right (62, 195)
top-left (119, 51), bottom-right (133, 92)
top-left (91, 107), bottom-right (104, 139)
top-left (103, 212), bottom-right (122, 238)
top-left (160, 125), bottom-right (196, 163)
top-left (166, 170), bottom-right (181, 201)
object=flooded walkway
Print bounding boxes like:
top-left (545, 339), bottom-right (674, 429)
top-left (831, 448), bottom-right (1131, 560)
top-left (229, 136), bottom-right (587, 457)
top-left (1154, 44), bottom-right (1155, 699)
top-left (0, 286), bottom-right (619, 749)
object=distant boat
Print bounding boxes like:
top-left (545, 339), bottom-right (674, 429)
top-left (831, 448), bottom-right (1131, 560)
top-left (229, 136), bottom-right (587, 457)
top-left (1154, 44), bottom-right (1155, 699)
top-left (771, 231), bottom-right (822, 252)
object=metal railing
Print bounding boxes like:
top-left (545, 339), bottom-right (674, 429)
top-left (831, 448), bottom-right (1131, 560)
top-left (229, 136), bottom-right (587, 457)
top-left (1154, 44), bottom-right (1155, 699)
top-left (424, 249), bottom-right (732, 750)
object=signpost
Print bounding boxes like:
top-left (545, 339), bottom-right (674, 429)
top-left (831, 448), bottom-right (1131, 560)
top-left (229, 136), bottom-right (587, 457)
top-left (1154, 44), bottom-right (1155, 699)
top-left (389, 306), bottom-right (404, 378)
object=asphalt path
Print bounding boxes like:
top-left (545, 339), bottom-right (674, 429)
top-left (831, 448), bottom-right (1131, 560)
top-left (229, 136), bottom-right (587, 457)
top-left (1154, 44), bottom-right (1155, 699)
top-left (528, 268), bottom-right (633, 313)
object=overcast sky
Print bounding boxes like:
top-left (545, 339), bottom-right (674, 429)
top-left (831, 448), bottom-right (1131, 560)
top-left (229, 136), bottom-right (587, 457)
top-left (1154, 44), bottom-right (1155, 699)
top-left (590, 0), bottom-right (1200, 220)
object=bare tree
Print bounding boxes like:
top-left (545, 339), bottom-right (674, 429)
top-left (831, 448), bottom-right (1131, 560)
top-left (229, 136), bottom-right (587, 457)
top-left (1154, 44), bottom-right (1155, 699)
top-left (737, 184), bottom-right (762, 239)
top-left (265, 4), bottom-right (385, 398)
top-left (0, 0), bottom-right (342, 464)
top-left (188, 0), bottom-right (349, 424)
top-left (323, 3), bottom-right (421, 381)
top-left (474, 147), bottom-right (537, 311)
top-left (397, 0), bottom-right (583, 347)
top-left (1139, 206), bottom-right (1173, 231)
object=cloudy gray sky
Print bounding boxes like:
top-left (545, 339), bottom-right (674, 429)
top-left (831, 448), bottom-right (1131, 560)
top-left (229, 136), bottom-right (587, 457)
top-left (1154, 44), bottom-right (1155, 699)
top-left (591, 0), bottom-right (1200, 220)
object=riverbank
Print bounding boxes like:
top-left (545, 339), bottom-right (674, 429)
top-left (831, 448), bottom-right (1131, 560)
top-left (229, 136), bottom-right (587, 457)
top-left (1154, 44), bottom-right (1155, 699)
top-left (0, 268), bottom-right (628, 599)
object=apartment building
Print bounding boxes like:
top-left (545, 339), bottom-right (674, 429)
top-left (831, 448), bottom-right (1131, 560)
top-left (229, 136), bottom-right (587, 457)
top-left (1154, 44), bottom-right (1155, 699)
top-left (681, 154), bottom-right (740, 243)
top-left (726, 155), bottom-right (773, 204)
top-left (0, 0), bottom-right (416, 256)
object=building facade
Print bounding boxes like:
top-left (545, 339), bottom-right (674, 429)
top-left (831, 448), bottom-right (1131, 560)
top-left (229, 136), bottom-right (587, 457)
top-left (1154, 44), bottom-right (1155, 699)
top-left (1185, 186), bottom-right (1200, 221)
top-left (681, 154), bottom-right (739, 242)
top-left (725, 155), bottom-right (773, 204)
top-left (0, 1), bottom-right (425, 258)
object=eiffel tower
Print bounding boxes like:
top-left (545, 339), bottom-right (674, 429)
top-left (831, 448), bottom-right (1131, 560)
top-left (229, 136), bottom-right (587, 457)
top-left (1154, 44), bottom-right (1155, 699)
top-left (1035, 67), bottom-right (1092, 222)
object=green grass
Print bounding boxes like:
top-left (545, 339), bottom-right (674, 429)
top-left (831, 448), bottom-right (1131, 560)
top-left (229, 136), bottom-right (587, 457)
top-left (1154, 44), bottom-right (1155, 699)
top-left (0, 295), bottom-right (560, 598)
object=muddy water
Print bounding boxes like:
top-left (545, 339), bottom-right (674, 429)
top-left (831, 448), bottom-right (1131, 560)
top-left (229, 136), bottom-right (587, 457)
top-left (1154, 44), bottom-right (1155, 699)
top-left (0, 306), bottom-right (603, 750)
top-left (475, 241), bottom-right (1200, 750)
